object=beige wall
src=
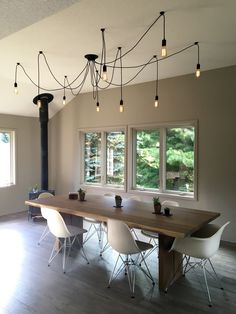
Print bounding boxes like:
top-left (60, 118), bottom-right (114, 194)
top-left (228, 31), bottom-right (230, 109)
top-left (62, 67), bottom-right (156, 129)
top-left (0, 114), bottom-right (40, 215)
top-left (49, 65), bottom-right (236, 243)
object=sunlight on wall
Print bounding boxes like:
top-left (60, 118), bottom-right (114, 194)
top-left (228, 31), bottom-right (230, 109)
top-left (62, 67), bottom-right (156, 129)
top-left (0, 229), bottom-right (24, 309)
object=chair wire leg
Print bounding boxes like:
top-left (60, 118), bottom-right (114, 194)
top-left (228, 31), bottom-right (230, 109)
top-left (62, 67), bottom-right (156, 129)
top-left (108, 254), bottom-right (121, 287)
top-left (202, 263), bottom-right (212, 307)
top-left (125, 256), bottom-right (135, 297)
top-left (100, 240), bottom-right (110, 256)
top-left (48, 239), bottom-right (63, 266)
top-left (132, 229), bottom-right (139, 240)
top-left (139, 244), bottom-right (158, 265)
top-left (137, 254), bottom-right (155, 285)
top-left (38, 225), bottom-right (50, 245)
top-left (75, 237), bottom-right (89, 264)
top-left (83, 224), bottom-right (95, 244)
top-left (63, 238), bottom-right (67, 273)
top-left (208, 259), bottom-right (223, 290)
top-left (183, 255), bottom-right (191, 275)
top-left (165, 255), bottom-right (187, 292)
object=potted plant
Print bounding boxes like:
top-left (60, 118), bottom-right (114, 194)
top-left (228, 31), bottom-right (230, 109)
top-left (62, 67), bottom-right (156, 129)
top-left (115, 195), bottom-right (122, 208)
top-left (153, 196), bottom-right (161, 214)
top-left (78, 188), bottom-right (86, 201)
top-left (31, 184), bottom-right (39, 193)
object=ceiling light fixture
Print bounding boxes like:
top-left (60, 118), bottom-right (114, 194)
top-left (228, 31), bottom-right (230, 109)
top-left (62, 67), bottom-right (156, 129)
top-left (63, 76), bottom-right (67, 105)
top-left (95, 70), bottom-right (100, 112)
top-left (160, 11), bottom-right (167, 57)
top-left (195, 42), bottom-right (201, 78)
top-left (14, 11), bottom-right (200, 112)
top-left (154, 55), bottom-right (159, 108)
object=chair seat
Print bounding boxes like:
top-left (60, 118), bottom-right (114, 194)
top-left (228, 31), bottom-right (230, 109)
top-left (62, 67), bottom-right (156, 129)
top-left (83, 217), bottom-right (102, 224)
top-left (67, 225), bottom-right (87, 237)
top-left (135, 240), bottom-right (153, 252)
top-left (141, 230), bottom-right (159, 239)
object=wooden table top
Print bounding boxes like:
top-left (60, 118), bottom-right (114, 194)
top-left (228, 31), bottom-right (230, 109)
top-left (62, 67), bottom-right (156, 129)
top-left (26, 194), bottom-right (220, 238)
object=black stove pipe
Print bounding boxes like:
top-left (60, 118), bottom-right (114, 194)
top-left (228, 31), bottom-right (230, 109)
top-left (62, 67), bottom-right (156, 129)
top-left (33, 93), bottom-right (53, 191)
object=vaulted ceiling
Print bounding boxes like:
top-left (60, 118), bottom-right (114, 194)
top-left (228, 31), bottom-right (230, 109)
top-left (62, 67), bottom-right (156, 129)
top-left (1, 0), bottom-right (236, 118)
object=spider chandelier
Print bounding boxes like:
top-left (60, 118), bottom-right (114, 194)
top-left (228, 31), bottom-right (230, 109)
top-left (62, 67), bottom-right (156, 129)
top-left (14, 11), bottom-right (200, 113)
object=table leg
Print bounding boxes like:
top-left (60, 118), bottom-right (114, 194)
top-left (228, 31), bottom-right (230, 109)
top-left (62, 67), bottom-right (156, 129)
top-left (158, 234), bottom-right (182, 290)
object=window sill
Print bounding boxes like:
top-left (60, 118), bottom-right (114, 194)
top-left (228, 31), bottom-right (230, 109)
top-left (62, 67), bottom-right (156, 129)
top-left (129, 188), bottom-right (196, 201)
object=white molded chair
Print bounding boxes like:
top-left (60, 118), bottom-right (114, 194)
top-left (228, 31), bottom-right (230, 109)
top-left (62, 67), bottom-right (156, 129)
top-left (43, 207), bottom-right (89, 273)
top-left (37, 192), bottom-right (54, 245)
top-left (83, 194), bottom-right (113, 247)
top-left (98, 193), bottom-right (115, 256)
top-left (166, 221), bottom-right (230, 306)
top-left (107, 218), bottom-right (155, 297)
top-left (100, 194), bottom-right (141, 256)
top-left (83, 217), bottom-right (104, 246)
top-left (141, 200), bottom-right (180, 260)
top-left (128, 195), bottom-right (142, 240)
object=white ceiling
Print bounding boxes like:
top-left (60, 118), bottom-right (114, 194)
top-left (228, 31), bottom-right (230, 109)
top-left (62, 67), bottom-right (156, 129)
top-left (1, 0), bottom-right (236, 118)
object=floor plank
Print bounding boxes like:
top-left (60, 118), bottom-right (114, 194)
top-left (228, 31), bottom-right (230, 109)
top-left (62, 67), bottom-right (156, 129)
top-left (0, 212), bottom-right (235, 314)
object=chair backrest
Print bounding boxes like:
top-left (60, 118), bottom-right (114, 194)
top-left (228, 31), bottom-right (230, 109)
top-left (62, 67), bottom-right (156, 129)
top-left (41, 207), bottom-right (71, 238)
top-left (128, 195), bottom-right (142, 201)
top-left (38, 192), bottom-right (54, 219)
top-left (38, 192), bottom-right (54, 199)
top-left (107, 219), bottom-right (140, 255)
top-left (171, 221), bottom-right (230, 259)
top-left (162, 200), bottom-right (179, 207)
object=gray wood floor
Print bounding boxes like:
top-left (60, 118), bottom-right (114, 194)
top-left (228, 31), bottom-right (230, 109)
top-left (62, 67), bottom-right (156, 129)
top-left (0, 212), bottom-right (235, 314)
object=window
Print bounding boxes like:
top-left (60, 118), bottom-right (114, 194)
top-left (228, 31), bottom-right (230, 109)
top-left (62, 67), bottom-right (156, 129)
top-left (84, 132), bottom-right (101, 184)
top-left (81, 128), bottom-right (125, 188)
top-left (0, 130), bottom-right (15, 187)
top-left (131, 122), bottom-right (196, 197)
top-left (80, 122), bottom-right (197, 198)
top-left (165, 127), bottom-right (195, 193)
top-left (134, 129), bottom-right (160, 189)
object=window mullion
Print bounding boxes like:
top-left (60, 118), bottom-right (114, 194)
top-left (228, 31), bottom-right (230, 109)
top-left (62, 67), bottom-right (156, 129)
top-left (101, 132), bottom-right (106, 186)
top-left (160, 128), bottom-right (166, 193)
top-left (80, 132), bottom-right (85, 185)
top-left (132, 129), bottom-right (137, 190)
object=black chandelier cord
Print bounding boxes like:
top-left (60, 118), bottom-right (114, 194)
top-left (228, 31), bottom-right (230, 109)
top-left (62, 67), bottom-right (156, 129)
top-left (196, 41), bottom-right (200, 63)
top-left (96, 12), bottom-right (163, 66)
top-left (37, 51), bottom-right (42, 96)
top-left (96, 55), bottom-right (155, 88)
top-left (63, 75), bottom-right (67, 104)
top-left (155, 55), bottom-right (158, 96)
top-left (95, 48), bottom-right (120, 90)
top-left (119, 47), bottom-right (123, 100)
top-left (41, 52), bottom-right (89, 89)
top-left (89, 60), bottom-right (97, 89)
top-left (14, 10), bottom-right (201, 104)
top-left (101, 28), bottom-right (106, 66)
top-left (96, 70), bottom-right (99, 101)
top-left (14, 57), bottom-right (89, 93)
top-left (97, 41), bottom-right (197, 70)
top-left (66, 65), bottom-right (90, 96)
top-left (66, 61), bottom-right (89, 89)
top-left (14, 62), bottom-right (20, 93)
top-left (91, 63), bottom-right (97, 99)
top-left (14, 42), bottom-right (197, 93)
top-left (163, 12), bottom-right (166, 40)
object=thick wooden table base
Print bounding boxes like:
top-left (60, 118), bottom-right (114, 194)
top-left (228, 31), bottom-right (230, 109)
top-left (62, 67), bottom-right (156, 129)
top-left (158, 234), bottom-right (182, 290)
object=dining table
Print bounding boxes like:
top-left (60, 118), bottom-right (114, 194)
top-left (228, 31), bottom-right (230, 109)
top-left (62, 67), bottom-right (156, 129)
top-left (25, 194), bottom-right (220, 290)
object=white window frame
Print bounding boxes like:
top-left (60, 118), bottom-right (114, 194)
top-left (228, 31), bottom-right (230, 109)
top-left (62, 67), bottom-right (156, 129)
top-left (0, 129), bottom-right (16, 188)
top-left (79, 126), bottom-right (127, 191)
top-left (128, 121), bottom-right (198, 200)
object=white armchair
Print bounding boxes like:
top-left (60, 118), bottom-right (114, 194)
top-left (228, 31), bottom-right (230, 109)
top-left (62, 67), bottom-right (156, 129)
top-left (107, 218), bottom-right (155, 297)
top-left (167, 221), bottom-right (230, 306)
